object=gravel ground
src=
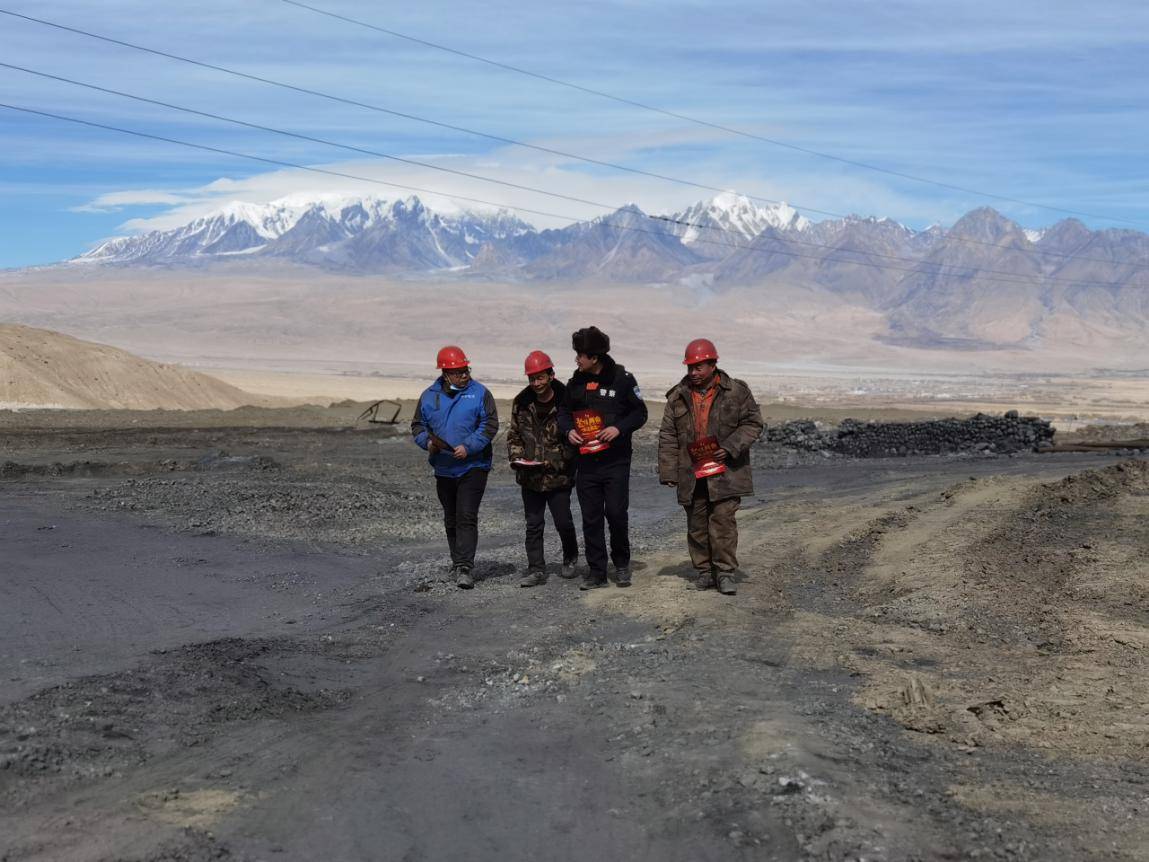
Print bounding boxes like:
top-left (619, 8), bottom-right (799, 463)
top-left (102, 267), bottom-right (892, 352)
top-left (2, 407), bottom-right (1147, 861)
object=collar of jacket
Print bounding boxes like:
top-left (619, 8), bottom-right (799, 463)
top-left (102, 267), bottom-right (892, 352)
top-left (438, 375), bottom-right (472, 396)
top-left (665, 369), bottom-right (730, 402)
top-left (514, 379), bottom-right (566, 410)
top-left (571, 354), bottom-right (617, 384)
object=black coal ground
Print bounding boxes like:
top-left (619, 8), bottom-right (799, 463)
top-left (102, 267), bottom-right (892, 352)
top-left (0, 420), bottom-right (1145, 862)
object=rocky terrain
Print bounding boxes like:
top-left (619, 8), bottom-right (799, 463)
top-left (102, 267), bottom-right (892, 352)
top-left (764, 411), bottom-right (1055, 458)
top-left (1, 405), bottom-right (1147, 861)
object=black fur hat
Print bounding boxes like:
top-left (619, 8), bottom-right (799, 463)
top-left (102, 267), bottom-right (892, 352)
top-left (572, 326), bottom-right (610, 356)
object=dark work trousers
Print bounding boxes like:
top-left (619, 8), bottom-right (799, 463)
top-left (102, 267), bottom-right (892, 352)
top-left (685, 479), bottom-right (741, 574)
top-left (435, 468), bottom-right (489, 570)
top-left (521, 486), bottom-right (580, 572)
top-left (575, 457), bottom-right (631, 579)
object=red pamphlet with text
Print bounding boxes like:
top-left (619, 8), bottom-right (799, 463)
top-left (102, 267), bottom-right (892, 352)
top-left (573, 408), bottom-right (609, 454)
top-left (688, 436), bottom-right (726, 478)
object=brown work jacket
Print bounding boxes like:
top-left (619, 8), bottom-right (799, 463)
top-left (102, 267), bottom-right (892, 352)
top-left (658, 370), bottom-right (764, 505)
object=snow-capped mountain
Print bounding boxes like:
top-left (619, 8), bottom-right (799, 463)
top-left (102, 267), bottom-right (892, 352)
top-left (73, 194), bottom-right (1149, 319)
top-left (58, 193), bottom-right (1149, 351)
top-left (81, 195), bottom-right (536, 270)
top-left (78, 192), bottom-right (819, 271)
top-left (660, 192), bottom-right (809, 257)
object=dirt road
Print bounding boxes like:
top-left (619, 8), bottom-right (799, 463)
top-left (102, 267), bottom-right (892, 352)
top-left (2, 412), bottom-right (1147, 861)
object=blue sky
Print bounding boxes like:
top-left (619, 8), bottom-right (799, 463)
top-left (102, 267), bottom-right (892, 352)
top-left (2, 0), bottom-right (1148, 268)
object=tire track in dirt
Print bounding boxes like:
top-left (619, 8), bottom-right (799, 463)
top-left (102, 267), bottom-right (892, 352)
top-left (753, 461), bottom-right (1149, 859)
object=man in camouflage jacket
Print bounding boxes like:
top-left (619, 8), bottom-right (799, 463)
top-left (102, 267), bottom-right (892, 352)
top-left (508, 351), bottom-right (580, 586)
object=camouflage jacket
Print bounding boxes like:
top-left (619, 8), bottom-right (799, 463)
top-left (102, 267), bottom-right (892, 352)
top-left (507, 381), bottom-right (577, 492)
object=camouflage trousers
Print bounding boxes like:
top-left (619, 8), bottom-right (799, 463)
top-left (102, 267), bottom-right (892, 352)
top-left (684, 480), bottom-right (741, 574)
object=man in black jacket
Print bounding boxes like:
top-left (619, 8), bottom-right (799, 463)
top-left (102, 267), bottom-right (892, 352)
top-left (558, 326), bottom-right (647, 590)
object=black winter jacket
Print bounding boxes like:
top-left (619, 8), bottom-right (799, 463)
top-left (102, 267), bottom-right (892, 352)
top-left (557, 355), bottom-right (648, 464)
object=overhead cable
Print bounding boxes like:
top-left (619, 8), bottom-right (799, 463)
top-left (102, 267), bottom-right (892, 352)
top-left (278, 0), bottom-right (1143, 229)
top-left (1, 100), bottom-right (1140, 290)
top-left (6, 63), bottom-right (1145, 282)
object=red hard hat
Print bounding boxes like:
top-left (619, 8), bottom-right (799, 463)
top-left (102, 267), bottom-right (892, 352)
top-left (683, 338), bottom-right (719, 365)
top-left (436, 345), bottom-right (470, 370)
top-left (523, 350), bottom-right (554, 376)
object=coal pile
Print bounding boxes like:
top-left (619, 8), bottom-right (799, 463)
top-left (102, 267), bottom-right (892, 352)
top-left (763, 410), bottom-right (1054, 458)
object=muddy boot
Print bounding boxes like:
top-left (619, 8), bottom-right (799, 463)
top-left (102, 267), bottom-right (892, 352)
top-left (579, 574), bottom-right (607, 591)
top-left (455, 567), bottom-right (475, 590)
top-left (716, 573), bottom-right (737, 596)
top-left (520, 570), bottom-right (546, 588)
top-left (559, 557), bottom-right (580, 579)
top-left (615, 566), bottom-right (632, 588)
top-left (694, 571), bottom-right (715, 590)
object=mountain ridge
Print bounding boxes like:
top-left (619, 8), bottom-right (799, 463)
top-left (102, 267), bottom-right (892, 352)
top-left (65, 193), bottom-right (1149, 352)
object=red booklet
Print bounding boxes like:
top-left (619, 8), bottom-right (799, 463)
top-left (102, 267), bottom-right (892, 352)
top-left (573, 409), bottom-right (609, 454)
top-left (688, 436), bottom-right (726, 478)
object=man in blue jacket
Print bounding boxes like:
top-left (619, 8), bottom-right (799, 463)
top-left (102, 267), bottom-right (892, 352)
top-left (411, 345), bottom-right (499, 589)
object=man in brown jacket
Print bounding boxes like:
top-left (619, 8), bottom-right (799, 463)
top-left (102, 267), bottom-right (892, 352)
top-left (658, 338), bottom-right (764, 595)
top-left (507, 350), bottom-right (580, 587)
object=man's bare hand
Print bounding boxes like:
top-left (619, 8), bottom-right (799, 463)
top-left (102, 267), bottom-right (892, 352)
top-left (452, 444), bottom-right (468, 460)
top-left (568, 429), bottom-right (585, 446)
top-left (713, 448), bottom-right (728, 462)
top-left (597, 426), bottom-right (621, 443)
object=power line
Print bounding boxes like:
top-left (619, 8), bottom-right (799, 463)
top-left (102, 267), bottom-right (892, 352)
top-left (0, 9), bottom-right (777, 207)
top-left (278, 0), bottom-right (1143, 229)
top-left (0, 62), bottom-right (610, 212)
top-left (2, 7), bottom-right (1138, 269)
top-left (6, 62), bottom-right (1143, 283)
top-left (2, 100), bottom-right (1140, 290)
top-left (0, 102), bottom-right (580, 224)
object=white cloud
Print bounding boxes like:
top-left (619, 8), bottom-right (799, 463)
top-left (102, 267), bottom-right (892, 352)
top-left (70, 189), bottom-right (194, 213)
top-left (96, 142), bottom-right (982, 239)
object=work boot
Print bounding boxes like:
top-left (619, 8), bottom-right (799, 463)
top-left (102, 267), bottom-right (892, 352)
top-left (716, 573), bottom-right (737, 596)
top-left (615, 566), bottom-right (632, 588)
top-left (455, 567), bottom-right (475, 590)
top-left (519, 570), bottom-right (546, 588)
top-left (579, 574), bottom-right (608, 591)
top-left (559, 557), bottom-right (580, 579)
top-left (694, 571), bottom-right (715, 590)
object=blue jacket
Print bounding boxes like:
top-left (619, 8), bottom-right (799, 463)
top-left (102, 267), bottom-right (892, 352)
top-left (411, 377), bottom-right (499, 478)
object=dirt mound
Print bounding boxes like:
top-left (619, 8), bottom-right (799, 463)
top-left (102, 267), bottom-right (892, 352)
top-left (762, 411), bottom-right (1054, 457)
top-left (0, 323), bottom-right (273, 410)
top-left (1037, 458), bottom-right (1149, 508)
